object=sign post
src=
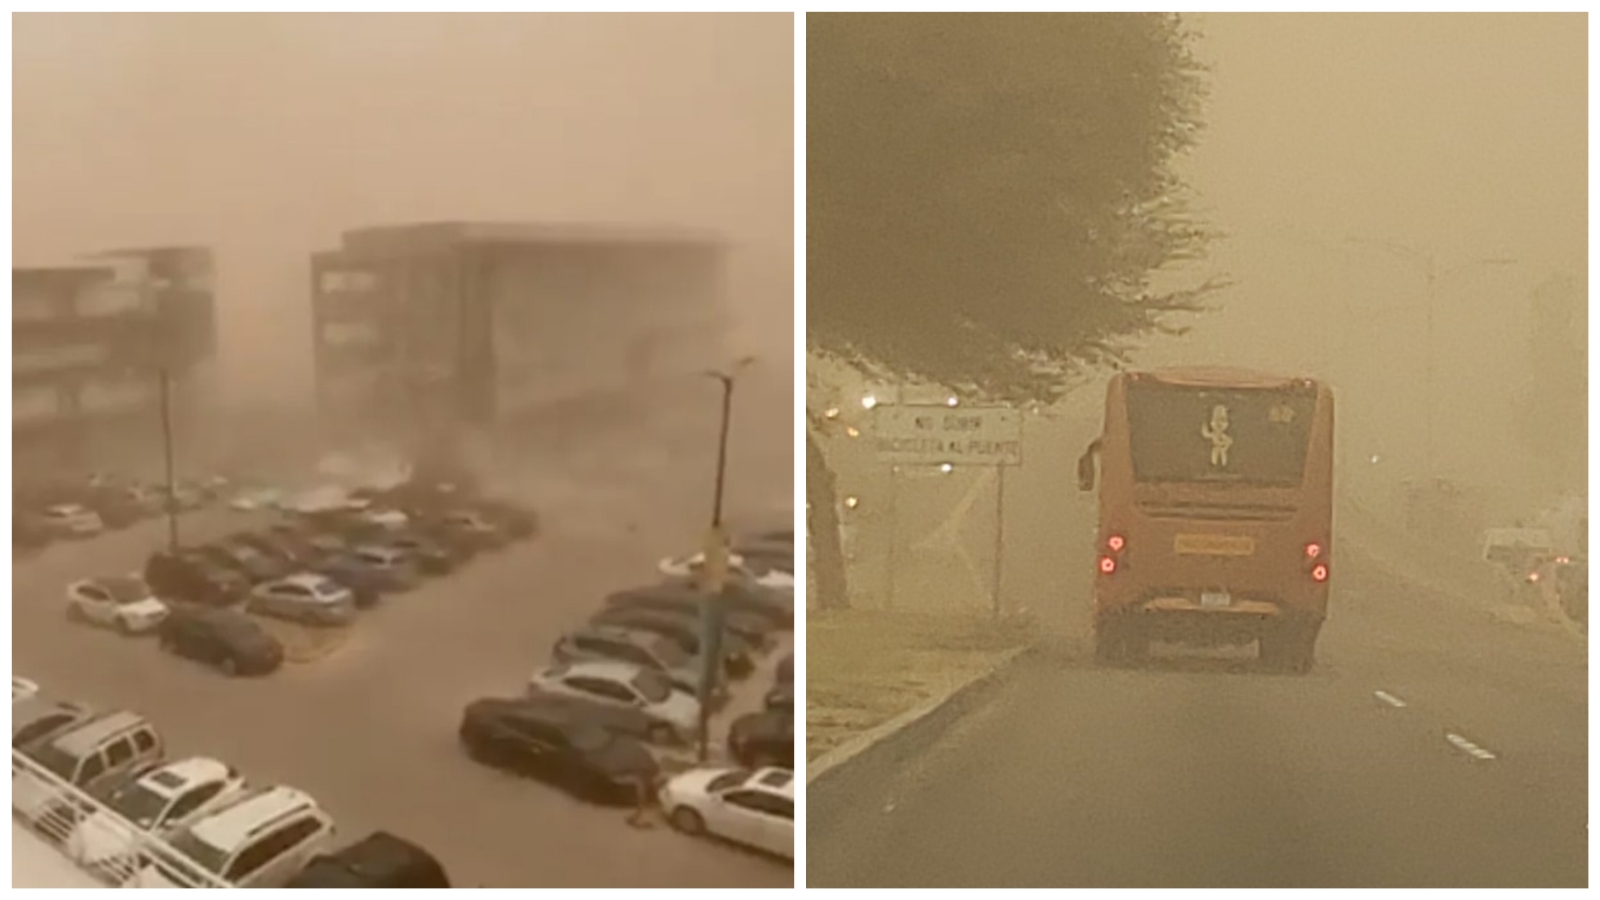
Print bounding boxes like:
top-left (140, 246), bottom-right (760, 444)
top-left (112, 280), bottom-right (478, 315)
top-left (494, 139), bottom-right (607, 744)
top-left (875, 404), bottom-right (1022, 616)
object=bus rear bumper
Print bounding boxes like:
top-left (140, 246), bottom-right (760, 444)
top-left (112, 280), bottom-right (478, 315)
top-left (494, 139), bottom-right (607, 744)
top-left (1095, 595), bottom-right (1325, 649)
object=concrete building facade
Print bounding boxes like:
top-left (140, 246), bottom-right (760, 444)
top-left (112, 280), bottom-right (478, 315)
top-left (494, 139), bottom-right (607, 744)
top-left (309, 221), bottom-right (730, 471)
top-left (12, 247), bottom-right (217, 481)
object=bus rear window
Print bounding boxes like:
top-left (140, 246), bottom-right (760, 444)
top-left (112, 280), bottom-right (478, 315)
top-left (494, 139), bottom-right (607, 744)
top-left (1125, 383), bottom-right (1315, 487)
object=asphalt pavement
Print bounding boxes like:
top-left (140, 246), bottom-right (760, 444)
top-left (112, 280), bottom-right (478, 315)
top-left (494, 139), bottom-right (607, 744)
top-left (807, 541), bottom-right (1587, 888)
top-left (14, 499), bottom-right (792, 887)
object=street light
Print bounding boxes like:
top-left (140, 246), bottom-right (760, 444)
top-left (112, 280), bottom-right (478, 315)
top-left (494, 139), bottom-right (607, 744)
top-left (1344, 236), bottom-right (1517, 472)
top-left (693, 354), bottom-right (756, 762)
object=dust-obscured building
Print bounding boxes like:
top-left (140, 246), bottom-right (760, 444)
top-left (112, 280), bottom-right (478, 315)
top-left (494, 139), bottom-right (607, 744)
top-left (13, 247), bottom-right (217, 481)
top-left (310, 221), bottom-right (729, 470)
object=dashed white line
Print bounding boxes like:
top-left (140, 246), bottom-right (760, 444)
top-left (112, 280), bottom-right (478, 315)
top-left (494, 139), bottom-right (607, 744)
top-left (1445, 732), bottom-right (1498, 761)
top-left (1374, 690), bottom-right (1407, 709)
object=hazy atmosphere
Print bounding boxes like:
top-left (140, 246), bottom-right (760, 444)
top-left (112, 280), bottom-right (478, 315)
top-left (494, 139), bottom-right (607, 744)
top-left (807, 12), bottom-right (1585, 889)
top-left (14, 12), bottom-right (795, 888)
top-left (14, 13), bottom-right (794, 404)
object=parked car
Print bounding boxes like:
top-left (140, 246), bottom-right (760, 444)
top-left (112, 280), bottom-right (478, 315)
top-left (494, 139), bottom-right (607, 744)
top-left (728, 710), bottom-right (794, 769)
top-left (14, 676), bottom-right (41, 703)
top-left (661, 535), bottom-right (794, 575)
top-left (604, 585), bottom-right (780, 646)
top-left (158, 607), bottom-right (284, 676)
top-left (198, 540), bottom-right (295, 584)
top-left (432, 509), bottom-right (509, 551)
top-left (590, 607), bottom-right (756, 677)
top-left (132, 786), bottom-right (336, 888)
top-left (659, 552), bottom-right (795, 593)
top-left (235, 531), bottom-right (317, 567)
top-left (66, 757), bottom-right (249, 871)
top-left (248, 574), bottom-right (356, 627)
top-left (469, 498), bottom-right (539, 540)
top-left (320, 545), bottom-right (421, 594)
top-left (66, 575), bottom-right (169, 634)
top-left (527, 661), bottom-right (698, 743)
top-left (145, 551), bottom-right (251, 608)
top-left (657, 577), bottom-right (793, 626)
top-left (552, 626), bottom-right (714, 701)
top-left (659, 766), bottom-right (794, 860)
top-left (297, 560), bottom-right (380, 610)
top-left (383, 531), bottom-right (464, 575)
top-left (13, 697), bottom-right (94, 749)
top-left (457, 698), bottom-right (659, 805)
top-left (15, 711), bottom-right (166, 823)
top-left (285, 830), bottom-right (451, 888)
top-left (34, 503), bottom-right (105, 539)
top-left (83, 486), bottom-right (159, 529)
top-left (764, 682), bottom-right (793, 713)
top-left (515, 693), bottom-right (687, 748)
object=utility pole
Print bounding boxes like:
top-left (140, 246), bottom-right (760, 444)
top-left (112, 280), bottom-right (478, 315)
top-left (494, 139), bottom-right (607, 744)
top-left (695, 355), bottom-right (756, 762)
top-left (159, 366), bottom-right (179, 550)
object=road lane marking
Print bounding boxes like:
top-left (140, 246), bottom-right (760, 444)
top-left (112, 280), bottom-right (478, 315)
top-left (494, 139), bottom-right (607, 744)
top-left (1374, 690), bottom-right (1407, 709)
top-left (1445, 732), bottom-right (1498, 761)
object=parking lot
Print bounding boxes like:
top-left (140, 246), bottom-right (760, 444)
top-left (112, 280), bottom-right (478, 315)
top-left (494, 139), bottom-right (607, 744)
top-left (14, 478), bottom-right (792, 887)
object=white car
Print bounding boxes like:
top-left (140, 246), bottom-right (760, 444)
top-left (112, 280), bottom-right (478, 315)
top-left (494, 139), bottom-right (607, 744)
top-left (67, 757), bottom-right (249, 871)
top-left (528, 660), bottom-right (699, 741)
top-left (130, 786), bottom-right (335, 888)
top-left (43, 503), bottom-right (105, 538)
top-left (660, 766), bottom-right (794, 860)
top-left (66, 576), bottom-right (169, 634)
top-left (13, 676), bottom-right (40, 703)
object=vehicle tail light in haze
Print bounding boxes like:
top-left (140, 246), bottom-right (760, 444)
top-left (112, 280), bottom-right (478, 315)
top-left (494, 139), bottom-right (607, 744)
top-left (1099, 556), bottom-right (1117, 575)
top-left (1305, 542), bottom-right (1322, 559)
top-left (1528, 571), bottom-right (1540, 583)
top-left (1107, 535), bottom-right (1125, 552)
top-left (1311, 564), bottom-right (1329, 583)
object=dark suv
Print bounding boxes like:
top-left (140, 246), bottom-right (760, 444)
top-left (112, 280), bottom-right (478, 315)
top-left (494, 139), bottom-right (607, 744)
top-left (286, 831), bottom-right (450, 888)
top-left (728, 709), bottom-right (793, 769)
top-left (145, 551), bottom-right (250, 607)
top-left (157, 607), bottom-right (283, 676)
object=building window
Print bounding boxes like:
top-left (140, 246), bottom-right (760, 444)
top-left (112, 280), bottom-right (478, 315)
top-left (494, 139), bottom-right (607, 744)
top-left (14, 344), bottom-right (111, 373)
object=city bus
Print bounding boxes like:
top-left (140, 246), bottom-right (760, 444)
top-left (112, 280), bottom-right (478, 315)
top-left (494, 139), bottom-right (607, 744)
top-left (1077, 368), bottom-right (1335, 672)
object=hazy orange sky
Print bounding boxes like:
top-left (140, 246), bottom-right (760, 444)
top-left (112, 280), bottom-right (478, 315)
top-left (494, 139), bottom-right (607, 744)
top-left (13, 12), bottom-right (794, 403)
top-left (1137, 12), bottom-right (1586, 492)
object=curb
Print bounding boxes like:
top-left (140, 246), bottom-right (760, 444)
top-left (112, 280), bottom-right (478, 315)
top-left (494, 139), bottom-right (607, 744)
top-left (806, 645), bottom-right (1029, 786)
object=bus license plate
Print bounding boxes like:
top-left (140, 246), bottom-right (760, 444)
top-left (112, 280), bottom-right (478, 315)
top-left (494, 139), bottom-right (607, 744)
top-left (1200, 591), bottom-right (1232, 609)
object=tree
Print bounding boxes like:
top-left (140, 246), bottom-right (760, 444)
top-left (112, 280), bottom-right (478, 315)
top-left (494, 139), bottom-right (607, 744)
top-left (807, 13), bottom-right (1220, 610)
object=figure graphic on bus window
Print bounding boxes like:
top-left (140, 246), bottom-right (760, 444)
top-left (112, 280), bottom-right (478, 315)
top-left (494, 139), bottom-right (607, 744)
top-left (1201, 404), bottom-right (1233, 467)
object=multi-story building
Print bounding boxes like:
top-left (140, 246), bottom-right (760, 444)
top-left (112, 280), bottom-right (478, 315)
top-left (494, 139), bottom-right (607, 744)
top-left (12, 247), bottom-right (217, 480)
top-left (309, 221), bottom-right (730, 470)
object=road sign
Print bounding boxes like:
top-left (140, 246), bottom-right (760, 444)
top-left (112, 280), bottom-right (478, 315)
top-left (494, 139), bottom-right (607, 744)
top-left (874, 405), bottom-right (1023, 466)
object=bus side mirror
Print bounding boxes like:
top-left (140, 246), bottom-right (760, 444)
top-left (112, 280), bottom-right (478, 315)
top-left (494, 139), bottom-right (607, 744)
top-left (1077, 449), bottom-right (1097, 492)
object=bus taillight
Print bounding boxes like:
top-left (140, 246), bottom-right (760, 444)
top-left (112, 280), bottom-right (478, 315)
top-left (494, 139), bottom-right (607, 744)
top-left (1305, 542), bottom-right (1322, 559)
top-left (1311, 563), bottom-right (1329, 583)
top-left (1107, 535), bottom-right (1126, 552)
top-left (1099, 556), bottom-right (1117, 575)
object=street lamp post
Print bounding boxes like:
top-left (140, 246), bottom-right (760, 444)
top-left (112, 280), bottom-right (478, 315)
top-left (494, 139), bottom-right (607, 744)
top-left (694, 355), bottom-right (756, 762)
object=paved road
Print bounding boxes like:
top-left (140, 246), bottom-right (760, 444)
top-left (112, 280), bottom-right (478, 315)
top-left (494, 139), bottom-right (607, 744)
top-left (15, 489), bottom-right (792, 886)
top-left (807, 544), bottom-right (1587, 888)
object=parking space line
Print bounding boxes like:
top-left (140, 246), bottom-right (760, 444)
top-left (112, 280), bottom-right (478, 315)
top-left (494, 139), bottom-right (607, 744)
top-left (1373, 690), bottom-right (1407, 709)
top-left (1445, 732), bottom-right (1498, 761)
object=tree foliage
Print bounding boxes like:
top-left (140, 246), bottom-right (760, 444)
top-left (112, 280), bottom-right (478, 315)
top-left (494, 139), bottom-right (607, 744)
top-left (808, 12), bottom-right (1220, 404)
